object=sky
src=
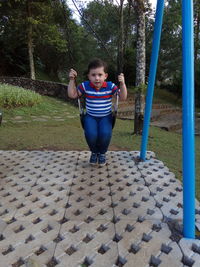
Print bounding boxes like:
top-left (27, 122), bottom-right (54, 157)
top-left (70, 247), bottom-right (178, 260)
top-left (67, 0), bottom-right (158, 22)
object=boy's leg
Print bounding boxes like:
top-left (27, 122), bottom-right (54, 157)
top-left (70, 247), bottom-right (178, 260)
top-left (84, 114), bottom-right (98, 153)
top-left (98, 114), bottom-right (113, 154)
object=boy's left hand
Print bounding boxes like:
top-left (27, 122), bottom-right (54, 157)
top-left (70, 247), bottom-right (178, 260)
top-left (118, 73), bottom-right (125, 85)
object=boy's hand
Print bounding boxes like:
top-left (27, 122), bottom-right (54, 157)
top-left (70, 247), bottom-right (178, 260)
top-left (118, 73), bottom-right (125, 85)
top-left (69, 68), bottom-right (77, 80)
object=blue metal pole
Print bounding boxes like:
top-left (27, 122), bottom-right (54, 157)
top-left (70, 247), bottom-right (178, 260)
top-left (182, 0), bottom-right (195, 239)
top-left (140, 0), bottom-right (165, 160)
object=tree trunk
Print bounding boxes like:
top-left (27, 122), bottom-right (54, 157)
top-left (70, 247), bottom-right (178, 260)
top-left (124, 0), bottom-right (131, 51)
top-left (133, 0), bottom-right (146, 135)
top-left (27, 0), bottom-right (35, 80)
top-left (117, 0), bottom-right (125, 73)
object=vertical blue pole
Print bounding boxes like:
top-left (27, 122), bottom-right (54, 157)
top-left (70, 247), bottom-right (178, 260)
top-left (182, 0), bottom-right (195, 239)
top-left (140, 0), bottom-right (165, 160)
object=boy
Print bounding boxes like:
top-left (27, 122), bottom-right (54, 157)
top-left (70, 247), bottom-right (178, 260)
top-left (68, 58), bottom-right (127, 165)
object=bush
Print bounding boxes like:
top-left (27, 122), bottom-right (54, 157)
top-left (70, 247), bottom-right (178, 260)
top-left (0, 83), bottom-right (42, 108)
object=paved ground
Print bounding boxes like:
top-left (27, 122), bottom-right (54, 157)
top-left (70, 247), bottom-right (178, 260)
top-left (0, 150), bottom-right (200, 267)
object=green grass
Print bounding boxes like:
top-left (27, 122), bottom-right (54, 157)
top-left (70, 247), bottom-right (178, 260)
top-left (0, 83), bottom-right (42, 108)
top-left (0, 92), bottom-right (200, 200)
top-left (128, 86), bottom-right (181, 106)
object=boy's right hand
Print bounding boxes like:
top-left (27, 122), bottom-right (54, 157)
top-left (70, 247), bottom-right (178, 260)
top-left (69, 69), bottom-right (77, 80)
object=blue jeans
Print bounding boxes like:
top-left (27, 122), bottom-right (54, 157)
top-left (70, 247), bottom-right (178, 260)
top-left (84, 113), bottom-right (113, 154)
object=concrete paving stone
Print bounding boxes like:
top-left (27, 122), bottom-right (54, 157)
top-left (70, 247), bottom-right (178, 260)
top-left (109, 174), bottom-right (143, 189)
top-left (88, 190), bottom-right (112, 205)
top-left (88, 202), bottom-right (114, 218)
top-left (3, 201), bottom-right (35, 220)
top-left (29, 185), bottom-right (70, 201)
top-left (108, 163), bottom-right (137, 173)
top-left (112, 184), bottom-right (150, 200)
top-left (64, 205), bottom-right (97, 221)
top-left (44, 153), bottom-right (77, 163)
top-left (179, 238), bottom-right (200, 259)
top-left (93, 206), bottom-right (114, 220)
top-left (72, 182), bottom-right (111, 195)
top-left (16, 197), bottom-right (67, 217)
top-left (39, 168), bottom-right (76, 179)
top-left (153, 190), bottom-right (183, 204)
top-left (160, 202), bottom-right (182, 219)
top-left (1, 219), bottom-right (60, 248)
top-left (79, 241), bottom-right (118, 267)
top-left (169, 207), bottom-right (183, 221)
top-left (0, 196), bottom-right (28, 215)
top-left (0, 221), bottom-right (34, 250)
top-left (113, 201), bottom-right (157, 221)
top-left (70, 175), bottom-right (109, 187)
top-left (49, 179), bottom-right (74, 188)
top-left (191, 253), bottom-right (200, 267)
top-left (6, 176), bottom-right (38, 187)
top-left (0, 185), bottom-right (32, 201)
top-left (1, 150), bottom-right (200, 266)
top-left (43, 158), bottom-right (78, 170)
top-left (0, 206), bottom-right (17, 223)
top-left (116, 220), bottom-right (155, 253)
top-left (21, 242), bottom-right (56, 267)
top-left (145, 207), bottom-right (163, 221)
top-left (67, 191), bottom-right (89, 204)
top-left (58, 220), bottom-right (86, 242)
top-left (56, 241), bottom-right (116, 267)
top-left (122, 226), bottom-right (173, 267)
top-left (63, 199), bottom-right (113, 221)
top-left (0, 218), bottom-right (7, 233)
top-left (159, 241), bottom-right (183, 266)
top-left (56, 221), bottom-right (115, 259)
top-left (15, 203), bottom-right (66, 222)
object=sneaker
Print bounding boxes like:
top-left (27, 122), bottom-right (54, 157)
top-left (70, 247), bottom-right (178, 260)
top-left (89, 153), bottom-right (98, 165)
top-left (98, 154), bottom-right (106, 166)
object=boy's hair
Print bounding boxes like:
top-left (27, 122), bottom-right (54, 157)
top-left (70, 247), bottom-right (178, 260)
top-left (87, 58), bottom-right (108, 73)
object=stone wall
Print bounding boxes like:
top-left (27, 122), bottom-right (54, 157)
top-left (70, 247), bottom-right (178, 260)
top-left (0, 76), bottom-right (77, 106)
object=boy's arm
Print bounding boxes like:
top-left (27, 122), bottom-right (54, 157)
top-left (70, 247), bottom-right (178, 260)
top-left (67, 68), bottom-right (81, 99)
top-left (118, 73), bottom-right (127, 101)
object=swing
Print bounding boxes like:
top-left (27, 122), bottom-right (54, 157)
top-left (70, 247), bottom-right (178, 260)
top-left (77, 89), bottom-right (119, 130)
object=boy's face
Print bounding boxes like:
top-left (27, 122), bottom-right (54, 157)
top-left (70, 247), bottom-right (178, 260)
top-left (88, 67), bottom-right (108, 89)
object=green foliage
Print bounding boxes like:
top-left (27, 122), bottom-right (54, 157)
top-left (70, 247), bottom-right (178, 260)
top-left (1, 0), bottom-right (199, 104)
top-left (158, 0), bottom-right (182, 84)
top-left (0, 0), bottom-right (70, 78)
top-left (0, 83), bottom-right (42, 108)
top-left (132, 83), bottom-right (147, 94)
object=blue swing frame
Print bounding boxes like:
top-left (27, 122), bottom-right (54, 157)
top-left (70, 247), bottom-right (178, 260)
top-left (140, 0), bottom-right (195, 239)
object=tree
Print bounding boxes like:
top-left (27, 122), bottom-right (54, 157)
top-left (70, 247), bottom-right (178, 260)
top-left (26, 0), bottom-right (35, 79)
top-left (130, 0), bottom-right (146, 135)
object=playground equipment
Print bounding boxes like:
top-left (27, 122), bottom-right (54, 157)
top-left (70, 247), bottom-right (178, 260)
top-left (140, 0), bottom-right (195, 239)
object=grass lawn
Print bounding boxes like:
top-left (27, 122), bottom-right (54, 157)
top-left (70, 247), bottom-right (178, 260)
top-left (0, 95), bottom-right (200, 200)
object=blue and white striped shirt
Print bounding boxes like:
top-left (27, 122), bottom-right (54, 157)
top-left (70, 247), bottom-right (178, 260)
top-left (77, 81), bottom-right (119, 117)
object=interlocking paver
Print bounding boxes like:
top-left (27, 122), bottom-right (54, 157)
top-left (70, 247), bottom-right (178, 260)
top-left (0, 150), bottom-right (200, 267)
